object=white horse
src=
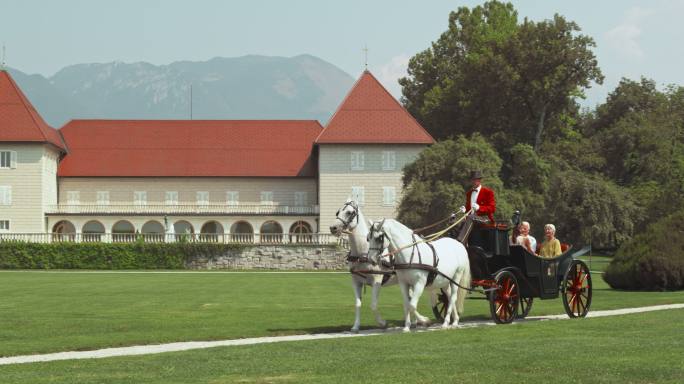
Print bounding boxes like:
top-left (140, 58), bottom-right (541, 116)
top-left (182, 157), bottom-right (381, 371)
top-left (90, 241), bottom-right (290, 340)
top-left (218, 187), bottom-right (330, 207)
top-left (330, 200), bottom-right (428, 332)
top-left (367, 219), bottom-right (471, 331)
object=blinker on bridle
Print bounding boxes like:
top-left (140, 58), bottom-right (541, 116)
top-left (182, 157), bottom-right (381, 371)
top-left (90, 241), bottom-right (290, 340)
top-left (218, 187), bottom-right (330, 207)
top-left (335, 201), bottom-right (359, 229)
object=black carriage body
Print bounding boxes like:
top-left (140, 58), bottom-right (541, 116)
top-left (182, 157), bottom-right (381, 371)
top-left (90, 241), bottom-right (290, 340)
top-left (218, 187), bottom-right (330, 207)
top-left (467, 224), bottom-right (574, 300)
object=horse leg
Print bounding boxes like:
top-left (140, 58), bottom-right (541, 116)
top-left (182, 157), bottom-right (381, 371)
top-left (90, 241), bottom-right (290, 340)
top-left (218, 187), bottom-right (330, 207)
top-left (350, 278), bottom-right (363, 333)
top-left (398, 281), bottom-right (412, 332)
top-left (370, 279), bottom-right (387, 328)
top-left (443, 281), bottom-right (459, 328)
top-left (408, 278), bottom-right (428, 328)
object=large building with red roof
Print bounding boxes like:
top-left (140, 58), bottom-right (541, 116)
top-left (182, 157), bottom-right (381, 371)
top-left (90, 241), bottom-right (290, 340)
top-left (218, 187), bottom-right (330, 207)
top-left (0, 68), bottom-right (433, 241)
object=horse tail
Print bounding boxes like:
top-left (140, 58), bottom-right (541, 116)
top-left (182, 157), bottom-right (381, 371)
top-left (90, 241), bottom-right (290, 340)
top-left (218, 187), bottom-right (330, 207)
top-left (456, 260), bottom-right (471, 314)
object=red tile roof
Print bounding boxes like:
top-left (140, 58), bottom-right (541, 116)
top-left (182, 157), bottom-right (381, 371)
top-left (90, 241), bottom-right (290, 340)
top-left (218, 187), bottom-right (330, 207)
top-left (0, 70), bottom-right (66, 151)
top-left (58, 120), bottom-right (322, 177)
top-left (316, 70), bottom-right (434, 144)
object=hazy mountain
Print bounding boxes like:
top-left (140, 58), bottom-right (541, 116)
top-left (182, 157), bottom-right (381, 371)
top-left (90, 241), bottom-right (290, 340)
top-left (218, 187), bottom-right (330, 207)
top-left (9, 55), bottom-right (355, 127)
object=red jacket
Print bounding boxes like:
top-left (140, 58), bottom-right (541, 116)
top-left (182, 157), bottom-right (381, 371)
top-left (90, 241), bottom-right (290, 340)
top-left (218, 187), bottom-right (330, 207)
top-left (465, 186), bottom-right (496, 222)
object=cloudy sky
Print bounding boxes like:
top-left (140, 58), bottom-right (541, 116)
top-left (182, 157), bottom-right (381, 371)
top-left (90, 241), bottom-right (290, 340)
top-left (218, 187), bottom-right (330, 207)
top-left (1, 0), bottom-right (682, 106)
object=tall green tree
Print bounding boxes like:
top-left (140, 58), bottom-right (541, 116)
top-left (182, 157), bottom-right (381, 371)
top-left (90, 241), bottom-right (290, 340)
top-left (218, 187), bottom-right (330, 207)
top-left (400, 1), bottom-right (603, 152)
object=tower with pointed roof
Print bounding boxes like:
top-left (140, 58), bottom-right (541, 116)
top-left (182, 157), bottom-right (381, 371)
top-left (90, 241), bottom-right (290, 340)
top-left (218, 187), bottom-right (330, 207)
top-left (0, 69), bottom-right (67, 233)
top-left (315, 70), bottom-right (434, 229)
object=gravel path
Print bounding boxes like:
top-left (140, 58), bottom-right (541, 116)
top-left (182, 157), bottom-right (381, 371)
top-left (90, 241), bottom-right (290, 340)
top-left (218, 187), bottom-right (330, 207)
top-left (1, 303), bottom-right (682, 366)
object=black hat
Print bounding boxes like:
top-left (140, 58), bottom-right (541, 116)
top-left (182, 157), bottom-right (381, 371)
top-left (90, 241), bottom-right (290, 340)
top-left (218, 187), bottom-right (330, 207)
top-left (470, 170), bottom-right (483, 180)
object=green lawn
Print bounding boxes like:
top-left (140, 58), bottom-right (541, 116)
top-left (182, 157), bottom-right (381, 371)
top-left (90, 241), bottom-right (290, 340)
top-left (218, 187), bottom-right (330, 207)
top-left (576, 255), bottom-right (612, 272)
top-left (1, 270), bottom-right (683, 358)
top-left (1, 309), bottom-right (682, 383)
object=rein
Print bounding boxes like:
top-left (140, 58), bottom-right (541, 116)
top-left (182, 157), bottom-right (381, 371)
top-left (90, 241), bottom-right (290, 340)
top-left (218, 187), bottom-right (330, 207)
top-left (373, 209), bottom-right (472, 259)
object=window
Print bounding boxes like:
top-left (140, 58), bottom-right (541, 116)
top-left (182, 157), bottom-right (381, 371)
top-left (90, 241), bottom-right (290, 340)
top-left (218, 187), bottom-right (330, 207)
top-left (294, 191), bottom-right (307, 206)
top-left (134, 191), bottom-right (147, 206)
top-left (165, 191), bottom-right (178, 205)
top-left (382, 151), bottom-right (396, 171)
top-left (66, 191), bottom-right (79, 205)
top-left (0, 220), bottom-right (9, 232)
top-left (260, 191), bottom-right (274, 205)
top-left (197, 191), bottom-right (209, 205)
top-left (383, 186), bottom-right (396, 206)
top-left (0, 186), bottom-right (10, 205)
top-left (351, 151), bottom-right (365, 171)
top-left (96, 191), bottom-right (110, 205)
top-left (226, 191), bottom-right (239, 205)
top-left (351, 186), bottom-right (365, 206)
top-left (1, 151), bottom-right (16, 169)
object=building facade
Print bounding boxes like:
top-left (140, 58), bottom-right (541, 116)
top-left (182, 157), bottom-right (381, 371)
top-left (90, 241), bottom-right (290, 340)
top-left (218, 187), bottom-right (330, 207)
top-left (0, 69), bottom-right (433, 243)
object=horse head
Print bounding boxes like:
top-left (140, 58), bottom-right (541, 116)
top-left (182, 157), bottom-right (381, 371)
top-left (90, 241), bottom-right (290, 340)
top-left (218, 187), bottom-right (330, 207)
top-left (330, 199), bottom-right (360, 236)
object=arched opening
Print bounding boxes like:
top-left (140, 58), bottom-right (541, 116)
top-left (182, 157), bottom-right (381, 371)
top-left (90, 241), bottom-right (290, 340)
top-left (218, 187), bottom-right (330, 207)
top-left (112, 220), bottom-right (135, 243)
top-left (174, 220), bottom-right (195, 242)
top-left (200, 221), bottom-right (224, 242)
top-left (82, 220), bottom-right (105, 242)
top-left (141, 220), bottom-right (165, 243)
top-left (289, 220), bottom-right (313, 244)
top-left (52, 220), bottom-right (76, 242)
top-left (230, 221), bottom-right (253, 243)
top-left (260, 221), bottom-right (283, 244)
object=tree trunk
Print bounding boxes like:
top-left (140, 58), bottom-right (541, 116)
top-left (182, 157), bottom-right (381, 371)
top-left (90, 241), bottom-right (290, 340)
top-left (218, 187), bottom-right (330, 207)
top-left (534, 105), bottom-right (547, 152)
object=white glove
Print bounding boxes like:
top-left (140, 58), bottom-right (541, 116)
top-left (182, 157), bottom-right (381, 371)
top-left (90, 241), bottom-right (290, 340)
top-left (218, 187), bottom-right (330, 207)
top-left (459, 206), bottom-right (466, 213)
top-left (472, 203), bottom-right (480, 212)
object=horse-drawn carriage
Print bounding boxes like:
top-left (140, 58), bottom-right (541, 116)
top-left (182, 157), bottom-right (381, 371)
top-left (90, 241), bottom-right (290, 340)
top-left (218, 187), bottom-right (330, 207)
top-left (433, 219), bottom-right (593, 324)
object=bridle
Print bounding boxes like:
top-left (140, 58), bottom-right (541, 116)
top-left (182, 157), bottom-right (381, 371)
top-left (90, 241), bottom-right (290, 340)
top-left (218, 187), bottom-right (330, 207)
top-left (335, 201), bottom-right (359, 231)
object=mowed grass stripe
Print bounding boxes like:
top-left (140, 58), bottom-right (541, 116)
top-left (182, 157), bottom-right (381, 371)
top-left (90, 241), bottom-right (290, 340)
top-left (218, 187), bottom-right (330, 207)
top-left (1, 271), bottom-right (683, 357)
top-left (0, 309), bottom-right (682, 384)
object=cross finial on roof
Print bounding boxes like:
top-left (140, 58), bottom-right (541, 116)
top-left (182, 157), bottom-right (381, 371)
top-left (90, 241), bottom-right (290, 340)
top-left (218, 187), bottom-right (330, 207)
top-left (1, 44), bottom-right (6, 70)
top-left (363, 45), bottom-right (368, 70)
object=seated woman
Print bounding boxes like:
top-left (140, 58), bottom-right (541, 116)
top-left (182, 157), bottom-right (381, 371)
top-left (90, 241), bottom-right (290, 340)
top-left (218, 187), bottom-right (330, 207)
top-left (539, 224), bottom-right (562, 258)
top-left (515, 221), bottom-right (537, 255)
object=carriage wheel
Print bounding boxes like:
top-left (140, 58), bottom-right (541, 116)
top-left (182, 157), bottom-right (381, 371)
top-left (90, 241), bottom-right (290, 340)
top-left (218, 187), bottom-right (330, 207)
top-left (432, 289), bottom-right (456, 325)
top-left (489, 271), bottom-right (519, 324)
top-left (562, 260), bottom-right (592, 318)
top-left (517, 297), bottom-right (533, 319)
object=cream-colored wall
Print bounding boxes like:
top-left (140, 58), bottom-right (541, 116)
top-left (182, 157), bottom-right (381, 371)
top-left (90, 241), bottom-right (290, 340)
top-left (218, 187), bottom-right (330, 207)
top-left (42, 147), bottom-right (60, 208)
top-left (58, 177), bottom-right (318, 206)
top-left (47, 215), bottom-right (317, 235)
top-left (0, 144), bottom-right (57, 232)
top-left (318, 144), bottom-right (426, 230)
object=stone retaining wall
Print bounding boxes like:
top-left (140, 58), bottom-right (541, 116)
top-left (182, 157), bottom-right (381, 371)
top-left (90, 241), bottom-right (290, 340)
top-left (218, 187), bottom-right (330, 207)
top-left (185, 245), bottom-right (348, 270)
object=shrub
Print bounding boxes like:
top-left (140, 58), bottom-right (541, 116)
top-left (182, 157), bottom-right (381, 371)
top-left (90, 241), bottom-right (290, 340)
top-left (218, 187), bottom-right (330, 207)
top-left (0, 242), bottom-right (244, 270)
top-left (603, 210), bottom-right (684, 291)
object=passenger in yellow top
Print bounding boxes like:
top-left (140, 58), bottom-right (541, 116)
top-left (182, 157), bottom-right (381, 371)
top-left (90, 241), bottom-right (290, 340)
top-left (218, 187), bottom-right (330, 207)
top-left (539, 224), bottom-right (562, 258)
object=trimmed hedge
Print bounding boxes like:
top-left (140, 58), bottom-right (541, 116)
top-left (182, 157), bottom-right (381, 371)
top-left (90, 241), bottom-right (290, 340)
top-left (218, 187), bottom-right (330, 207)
top-left (603, 210), bottom-right (684, 291)
top-left (0, 242), bottom-right (245, 269)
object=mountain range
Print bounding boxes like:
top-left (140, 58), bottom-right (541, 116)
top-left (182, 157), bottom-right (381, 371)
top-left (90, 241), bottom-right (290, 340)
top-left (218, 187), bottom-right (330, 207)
top-left (8, 54), bottom-right (356, 128)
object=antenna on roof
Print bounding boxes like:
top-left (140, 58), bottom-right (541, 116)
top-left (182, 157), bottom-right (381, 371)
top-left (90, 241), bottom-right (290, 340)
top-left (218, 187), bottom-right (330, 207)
top-left (1, 44), bottom-right (6, 70)
top-left (190, 84), bottom-right (193, 120)
top-left (363, 45), bottom-right (368, 71)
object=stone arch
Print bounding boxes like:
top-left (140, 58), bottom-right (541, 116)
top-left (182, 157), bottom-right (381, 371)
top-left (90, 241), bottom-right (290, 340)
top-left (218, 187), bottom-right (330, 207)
top-left (52, 220), bottom-right (76, 242)
top-left (82, 220), bottom-right (105, 242)
top-left (260, 220), bottom-right (283, 244)
top-left (141, 220), bottom-right (165, 243)
top-left (173, 220), bottom-right (195, 242)
top-left (112, 220), bottom-right (136, 243)
top-left (289, 220), bottom-right (313, 244)
top-left (230, 221), bottom-right (254, 243)
top-left (200, 221), bottom-right (224, 242)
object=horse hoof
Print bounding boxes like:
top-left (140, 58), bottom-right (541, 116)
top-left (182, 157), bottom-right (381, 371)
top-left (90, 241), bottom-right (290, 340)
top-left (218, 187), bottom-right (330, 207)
top-left (350, 328), bottom-right (360, 334)
top-left (402, 327), bottom-right (411, 333)
top-left (377, 321), bottom-right (387, 329)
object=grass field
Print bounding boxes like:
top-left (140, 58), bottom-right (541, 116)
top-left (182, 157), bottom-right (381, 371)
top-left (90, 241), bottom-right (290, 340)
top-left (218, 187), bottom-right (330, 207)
top-left (0, 309), bottom-right (682, 383)
top-left (1, 270), bottom-right (682, 358)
